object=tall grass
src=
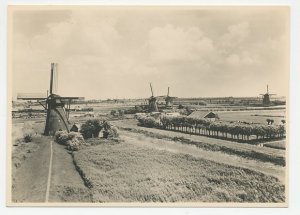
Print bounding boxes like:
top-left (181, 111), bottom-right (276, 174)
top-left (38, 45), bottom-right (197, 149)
top-left (73, 142), bottom-right (285, 203)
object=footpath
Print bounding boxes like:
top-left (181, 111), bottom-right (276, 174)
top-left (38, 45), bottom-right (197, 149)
top-left (12, 137), bottom-right (90, 203)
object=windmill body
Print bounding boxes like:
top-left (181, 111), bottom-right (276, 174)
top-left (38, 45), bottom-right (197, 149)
top-left (148, 83), bottom-right (159, 112)
top-left (44, 94), bottom-right (70, 136)
top-left (18, 63), bottom-right (83, 136)
top-left (165, 97), bottom-right (173, 107)
top-left (262, 94), bottom-right (271, 105)
top-left (260, 85), bottom-right (276, 106)
top-left (148, 96), bottom-right (159, 112)
top-left (165, 87), bottom-right (176, 108)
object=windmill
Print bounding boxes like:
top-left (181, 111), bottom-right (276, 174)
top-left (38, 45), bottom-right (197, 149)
top-left (17, 63), bottom-right (84, 136)
top-left (148, 83), bottom-right (159, 112)
top-left (260, 85), bottom-right (276, 106)
top-left (164, 87), bottom-right (177, 108)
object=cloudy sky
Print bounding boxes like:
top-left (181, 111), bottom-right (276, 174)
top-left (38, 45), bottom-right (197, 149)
top-left (10, 6), bottom-right (289, 99)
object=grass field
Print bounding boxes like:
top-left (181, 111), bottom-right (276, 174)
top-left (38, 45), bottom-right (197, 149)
top-left (190, 109), bottom-right (286, 125)
top-left (264, 141), bottom-right (286, 150)
top-left (11, 114), bottom-right (286, 203)
top-left (113, 119), bottom-right (285, 165)
top-left (73, 141), bottom-right (285, 203)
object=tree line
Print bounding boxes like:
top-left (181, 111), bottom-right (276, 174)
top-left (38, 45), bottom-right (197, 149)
top-left (137, 115), bottom-right (285, 142)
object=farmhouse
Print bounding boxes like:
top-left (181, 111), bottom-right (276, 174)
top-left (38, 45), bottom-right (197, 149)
top-left (189, 111), bottom-right (220, 121)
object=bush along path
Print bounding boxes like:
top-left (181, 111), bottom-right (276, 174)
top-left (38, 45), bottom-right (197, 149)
top-left (137, 115), bottom-right (286, 144)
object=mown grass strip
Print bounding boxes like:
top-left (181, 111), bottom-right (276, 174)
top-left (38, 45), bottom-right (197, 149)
top-left (119, 127), bottom-right (285, 166)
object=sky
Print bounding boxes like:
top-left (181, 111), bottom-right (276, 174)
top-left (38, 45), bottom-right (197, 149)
top-left (9, 6), bottom-right (289, 100)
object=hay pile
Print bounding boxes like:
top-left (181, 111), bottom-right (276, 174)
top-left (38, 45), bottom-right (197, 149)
top-left (55, 131), bottom-right (87, 151)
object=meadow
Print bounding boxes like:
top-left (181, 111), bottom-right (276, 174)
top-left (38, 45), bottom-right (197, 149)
top-left (190, 109), bottom-right (286, 125)
top-left (73, 141), bottom-right (285, 203)
top-left (10, 103), bottom-right (287, 203)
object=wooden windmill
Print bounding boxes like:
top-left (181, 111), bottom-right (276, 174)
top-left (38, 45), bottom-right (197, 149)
top-left (17, 63), bottom-right (84, 136)
top-left (148, 83), bottom-right (159, 112)
top-left (260, 85), bottom-right (276, 106)
top-left (164, 87), bottom-right (177, 108)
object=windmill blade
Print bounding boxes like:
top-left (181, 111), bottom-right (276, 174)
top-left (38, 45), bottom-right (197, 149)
top-left (167, 87), bottom-right (170, 97)
top-left (17, 93), bottom-right (47, 100)
top-left (59, 96), bottom-right (84, 100)
top-left (59, 97), bottom-right (85, 103)
top-left (150, 83), bottom-right (154, 97)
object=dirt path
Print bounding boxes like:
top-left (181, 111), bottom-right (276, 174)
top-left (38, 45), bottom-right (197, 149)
top-left (48, 142), bottom-right (91, 202)
top-left (119, 130), bottom-right (285, 183)
top-left (12, 138), bottom-right (90, 203)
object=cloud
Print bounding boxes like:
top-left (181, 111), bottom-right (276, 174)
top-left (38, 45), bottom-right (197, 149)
top-left (219, 22), bottom-right (250, 53)
top-left (11, 8), bottom-right (289, 98)
top-left (226, 52), bottom-right (258, 67)
top-left (226, 54), bottom-right (240, 66)
top-left (147, 24), bottom-right (214, 64)
top-left (30, 14), bottom-right (122, 60)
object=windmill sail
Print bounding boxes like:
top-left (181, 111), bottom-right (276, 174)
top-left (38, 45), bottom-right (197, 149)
top-left (17, 93), bottom-right (47, 100)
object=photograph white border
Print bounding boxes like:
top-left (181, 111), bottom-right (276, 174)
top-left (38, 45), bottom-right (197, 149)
top-left (1, 0), bottom-right (300, 215)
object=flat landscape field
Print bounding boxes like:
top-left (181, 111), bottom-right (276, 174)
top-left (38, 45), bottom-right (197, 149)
top-left (73, 140), bottom-right (285, 203)
top-left (190, 109), bottom-right (286, 124)
top-left (11, 115), bottom-right (286, 203)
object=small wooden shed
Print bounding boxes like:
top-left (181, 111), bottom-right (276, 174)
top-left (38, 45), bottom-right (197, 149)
top-left (70, 123), bottom-right (80, 132)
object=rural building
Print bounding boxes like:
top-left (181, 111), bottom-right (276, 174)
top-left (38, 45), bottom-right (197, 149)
top-left (70, 124), bottom-right (80, 132)
top-left (189, 111), bottom-right (220, 121)
top-left (150, 112), bottom-right (161, 119)
top-left (164, 112), bottom-right (181, 117)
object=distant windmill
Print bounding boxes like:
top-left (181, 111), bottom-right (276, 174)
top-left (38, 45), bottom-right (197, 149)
top-left (164, 87), bottom-right (177, 108)
top-left (148, 83), bottom-right (159, 112)
top-left (18, 63), bottom-right (84, 136)
top-left (260, 85), bottom-right (276, 106)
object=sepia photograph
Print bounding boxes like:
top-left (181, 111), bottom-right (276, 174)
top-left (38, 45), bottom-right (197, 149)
top-left (7, 6), bottom-right (289, 206)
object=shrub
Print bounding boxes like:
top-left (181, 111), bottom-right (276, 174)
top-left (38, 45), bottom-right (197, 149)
top-left (137, 116), bottom-right (160, 128)
top-left (118, 109), bottom-right (124, 116)
top-left (66, 136), bottom-right (85, 151)
top-left (105, 126), bottom-right (119, 139)
top-left (80, 119), bottom-right (103, 139)
top-left (23, 133), bottom-right (33, 143)
top-left (22, 122), bottom-right (35, 143)
top-left (55, 131), bottom-right (70, 145)
top-left (68, 131), bottom-right (85, 142)
top-left (134, 105), bottom-right (144, 113)
top-left (54, 131), bottom-right (86, 151)
top-left (124, 108), bottom-right (137, 114)
top-left (102, 121), bottom-right (119, 139)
